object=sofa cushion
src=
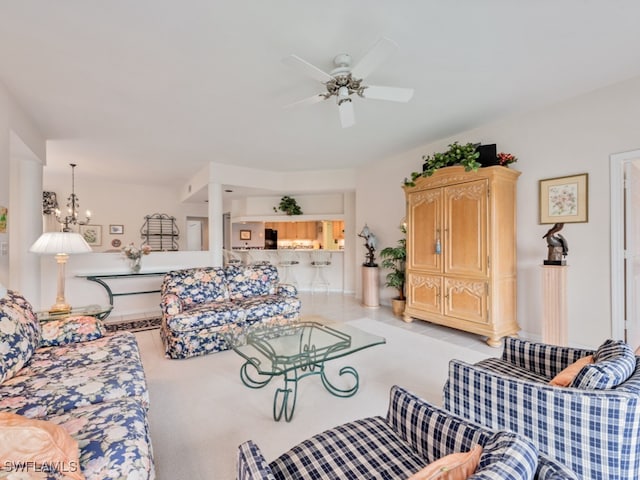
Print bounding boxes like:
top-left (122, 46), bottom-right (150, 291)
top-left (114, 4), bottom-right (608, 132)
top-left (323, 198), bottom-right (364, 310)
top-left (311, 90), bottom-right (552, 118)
top-left (0, 411), bottom-right (84, 480)
top-left (474, 357), bottom-right (550, 384)
top-left (571, 339), bottom-right (636, 389)
top-left (0, 290), bottom-right (41, 383)
top-left (0, 332), bottom-right (149, 418)
top-left (162, 267), bottom-right (229, 307)
top-left (165, 302), bottom-right (246, 332)
top-left (47, 398), bottom-right (154, 480)
top-left (225, 264), bottom-right (279, 300)
top-left (40, 316), bottom-right (106, 347)
top-left (234, 295), bottom-right (301, 323)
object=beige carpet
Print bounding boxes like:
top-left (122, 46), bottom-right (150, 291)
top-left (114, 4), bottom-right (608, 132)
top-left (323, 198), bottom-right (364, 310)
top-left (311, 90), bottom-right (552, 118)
top-left (135, 316), bottom-right (492, 480)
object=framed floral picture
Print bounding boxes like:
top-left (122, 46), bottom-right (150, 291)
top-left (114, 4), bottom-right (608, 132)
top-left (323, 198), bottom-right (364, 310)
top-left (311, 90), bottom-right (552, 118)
top-left (539, 173), bottom-right (588, 224)
top-left (80, 225), bottom-right (102, 246)
top-left (239, 230), bottom-right (252, 240)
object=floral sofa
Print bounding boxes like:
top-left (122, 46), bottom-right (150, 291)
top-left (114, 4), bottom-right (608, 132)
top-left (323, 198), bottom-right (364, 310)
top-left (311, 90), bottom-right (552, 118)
top-left (160, 263), bottom-right (301, 359)
top-left (443, 337), bottom-right (640, 480)
top-left (0, 289), bottom-right (154, 479)
top-left (238, 385), bottom-right (578, 479)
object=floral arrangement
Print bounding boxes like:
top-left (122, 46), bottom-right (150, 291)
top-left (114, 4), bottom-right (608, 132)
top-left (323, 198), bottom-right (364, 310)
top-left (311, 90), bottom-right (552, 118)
top-left (122, 243), bottom-right (151, 260)
top-left (497, 152), bottom-right (518, 166)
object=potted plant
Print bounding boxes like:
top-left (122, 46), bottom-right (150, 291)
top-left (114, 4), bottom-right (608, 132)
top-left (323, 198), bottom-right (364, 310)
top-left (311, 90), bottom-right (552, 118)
top-left (380, 225), bottom-right (406, 316)
top-left (273, 195), bottom-right (303, 215)
top-left (404, 141), bottom-right (481, 186)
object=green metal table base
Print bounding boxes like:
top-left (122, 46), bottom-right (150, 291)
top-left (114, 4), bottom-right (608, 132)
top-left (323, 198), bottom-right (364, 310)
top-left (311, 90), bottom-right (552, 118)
top-left (239, 358), bottom-right (360, 422)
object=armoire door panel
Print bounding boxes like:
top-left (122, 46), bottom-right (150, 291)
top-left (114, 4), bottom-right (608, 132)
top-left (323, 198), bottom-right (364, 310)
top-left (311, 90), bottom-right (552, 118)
top-left (407, 272), bottom-right (441, 314)
top-left (408, 189), bottom-right (442, 272)
top-left (444, 278), bottom-right (487, 324)
top-left (445, 180), bottom-right (487, 276)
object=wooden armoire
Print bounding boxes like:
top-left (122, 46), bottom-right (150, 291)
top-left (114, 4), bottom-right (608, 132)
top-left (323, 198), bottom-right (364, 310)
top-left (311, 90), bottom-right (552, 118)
top-left (403, 165), bottom-right (520, 346)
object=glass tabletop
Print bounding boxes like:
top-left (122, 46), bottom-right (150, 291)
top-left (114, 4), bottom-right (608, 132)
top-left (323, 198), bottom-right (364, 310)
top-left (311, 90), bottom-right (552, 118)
top-left (36, 304), bottom-right (113, 322)
top-left (227, 321), bottom-right (386, 376)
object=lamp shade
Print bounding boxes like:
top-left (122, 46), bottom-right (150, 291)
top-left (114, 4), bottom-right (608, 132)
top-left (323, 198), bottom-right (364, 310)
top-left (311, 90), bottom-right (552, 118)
top-left (30, 232), bottom-right (92, 255)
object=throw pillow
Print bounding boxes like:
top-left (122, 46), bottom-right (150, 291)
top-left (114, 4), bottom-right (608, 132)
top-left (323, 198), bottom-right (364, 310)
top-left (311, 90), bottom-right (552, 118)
top-left (571, 339), bottom-right (636, 389)
top-left (408, 445), bottom-right (482, 480)
top-left (39, 316), bottom-right (106, 347)
top-left (0, 412), bottom-right (85, 480)
top-left (549, 355), bottom-right (593, 387)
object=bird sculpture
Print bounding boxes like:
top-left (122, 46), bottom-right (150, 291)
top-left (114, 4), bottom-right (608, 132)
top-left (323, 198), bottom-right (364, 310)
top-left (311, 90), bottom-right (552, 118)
top-left (543, 222), bottom-right (568, 263)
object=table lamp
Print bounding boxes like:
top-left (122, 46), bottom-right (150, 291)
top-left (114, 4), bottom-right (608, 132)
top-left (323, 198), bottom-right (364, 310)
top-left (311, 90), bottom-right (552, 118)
top-left (30, 231), bottom-right (92, 313)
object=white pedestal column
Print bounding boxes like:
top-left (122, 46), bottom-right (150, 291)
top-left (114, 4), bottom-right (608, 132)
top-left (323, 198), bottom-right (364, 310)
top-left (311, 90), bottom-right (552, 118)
top-left (541, 265), bottom-right (568, 345)
top-left (362, 266), bottom-right (380, 308)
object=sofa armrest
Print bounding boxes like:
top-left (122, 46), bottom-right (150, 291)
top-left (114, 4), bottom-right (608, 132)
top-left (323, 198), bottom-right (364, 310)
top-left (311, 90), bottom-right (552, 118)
top-left (443, 359), bottom-right (640, 479)
top-left (160, 293), bottom-right (183, 317)
top-left (502, 337), bottom-right (594, 378)
top-left (535, 454), bottom-right (579, 480)
top-left (39, 315), bottom-right (106, 347)
top-left (276, 283), bottom-right (298, 298)
top-left (237, 441), bottom-right (276, 480)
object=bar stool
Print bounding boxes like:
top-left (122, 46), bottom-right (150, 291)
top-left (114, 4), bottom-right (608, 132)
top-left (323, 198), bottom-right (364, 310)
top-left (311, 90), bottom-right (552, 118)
top-left (223, 249), bottom-right (243, 266)
top-left (278, 250), bottom-right (300, 287)
top-left (249, 250), bottom-right (275, 267)
top-left (310, 251), bottom-right (332, 294)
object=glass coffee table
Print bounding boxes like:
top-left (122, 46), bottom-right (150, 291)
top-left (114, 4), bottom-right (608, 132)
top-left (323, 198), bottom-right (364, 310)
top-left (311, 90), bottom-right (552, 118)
top-left (225, 320), bottom-right (385, 422)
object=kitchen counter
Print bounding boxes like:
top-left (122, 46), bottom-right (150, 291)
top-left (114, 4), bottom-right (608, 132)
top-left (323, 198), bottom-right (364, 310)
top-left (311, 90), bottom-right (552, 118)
top-left (230, 249), bottom-right (344, 292)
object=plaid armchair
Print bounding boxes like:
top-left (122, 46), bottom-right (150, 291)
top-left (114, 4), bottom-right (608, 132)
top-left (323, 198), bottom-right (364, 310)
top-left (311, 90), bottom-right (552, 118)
top-left (237, 385), bottom-right (577, 479)
top-left (443, 337), bottom-right (640, 480)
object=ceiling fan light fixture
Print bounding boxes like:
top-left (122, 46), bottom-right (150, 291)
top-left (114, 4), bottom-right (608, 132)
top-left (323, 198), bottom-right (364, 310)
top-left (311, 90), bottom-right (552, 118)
top-left (283, 36), bottom-right (412, 127)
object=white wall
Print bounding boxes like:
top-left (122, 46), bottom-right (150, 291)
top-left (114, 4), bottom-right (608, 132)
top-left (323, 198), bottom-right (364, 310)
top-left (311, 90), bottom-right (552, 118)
top-left (43, 172), bottom-right (208, 251)
top-left (356, 75), bottom-right (640, 348)
top-left (0, 81), bottom-right (46, 293)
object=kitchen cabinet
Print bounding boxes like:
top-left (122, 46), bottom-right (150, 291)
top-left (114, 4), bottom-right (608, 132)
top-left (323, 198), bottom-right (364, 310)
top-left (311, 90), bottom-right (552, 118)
top-left (332, 221), bottom-right (344, 240)
top-left (403, 166), bottom-right (520, 347)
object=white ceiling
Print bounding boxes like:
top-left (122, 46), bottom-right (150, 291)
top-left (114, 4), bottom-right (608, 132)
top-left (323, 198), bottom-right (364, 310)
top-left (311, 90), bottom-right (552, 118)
top-left (2, 1), bottom-right (640, 187)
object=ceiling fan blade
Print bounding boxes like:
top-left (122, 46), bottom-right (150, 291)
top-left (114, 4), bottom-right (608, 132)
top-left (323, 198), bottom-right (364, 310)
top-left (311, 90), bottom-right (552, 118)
top-left (282, 54), bottom-right (333, 83)
top-left (284, 94), bottom-right (326, 109)
top-left (350, 37), bottom-right (399, 80)
top-left (338, 100), bottom-right (355, 128)
top-left (361, 85), bottom-right (414, 102)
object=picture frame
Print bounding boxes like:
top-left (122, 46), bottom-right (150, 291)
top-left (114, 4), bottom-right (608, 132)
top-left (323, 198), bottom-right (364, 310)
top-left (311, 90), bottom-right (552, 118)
top-left (80, 225), bottom-right (102, 246)
top-left (539, 173), bottom-right (588, 224)
top-left (109, 224), bottom-right (124, 235)
top-left (239, 229), bottom-right (252, 240)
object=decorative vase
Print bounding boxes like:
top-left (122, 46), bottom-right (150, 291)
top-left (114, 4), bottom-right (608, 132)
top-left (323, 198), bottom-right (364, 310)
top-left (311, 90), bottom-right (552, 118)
top-left (130, 257), bottom-right (141, 273)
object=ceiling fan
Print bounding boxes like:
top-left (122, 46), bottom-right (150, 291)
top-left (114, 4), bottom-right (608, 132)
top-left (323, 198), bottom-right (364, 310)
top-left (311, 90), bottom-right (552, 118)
top-left (283, 37), bottom-right (414, 128)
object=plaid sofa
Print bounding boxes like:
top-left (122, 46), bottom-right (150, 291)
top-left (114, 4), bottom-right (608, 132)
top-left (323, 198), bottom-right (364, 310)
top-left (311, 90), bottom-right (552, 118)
top-left (443, 337), bottom-right (640, 480)
top-left (237, 385), bottom-right (577, 479)
top-left (0, 289), bottom-right (154, 479)
top-left (160, 263), bottom-right (300, 359)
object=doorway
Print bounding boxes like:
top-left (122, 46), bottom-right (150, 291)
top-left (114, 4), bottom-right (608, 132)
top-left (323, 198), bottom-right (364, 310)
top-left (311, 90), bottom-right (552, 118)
top-left (611, 150), bottom-right (640, 346)
top-left (186, 216), bottom-right (209, 251)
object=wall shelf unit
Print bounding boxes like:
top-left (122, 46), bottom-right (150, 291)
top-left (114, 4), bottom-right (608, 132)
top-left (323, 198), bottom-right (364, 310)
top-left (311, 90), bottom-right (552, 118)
top-left (141, 213), bottom-right (179, 251)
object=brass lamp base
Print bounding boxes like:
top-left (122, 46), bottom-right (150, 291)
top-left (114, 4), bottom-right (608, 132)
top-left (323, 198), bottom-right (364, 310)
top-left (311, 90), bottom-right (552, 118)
top-left (49, 303), bottom-right (72, 315)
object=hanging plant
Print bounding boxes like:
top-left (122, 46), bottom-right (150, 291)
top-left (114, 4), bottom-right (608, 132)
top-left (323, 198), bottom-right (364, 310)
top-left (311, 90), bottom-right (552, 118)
top-left (273, 195), bottom-right (303, 215)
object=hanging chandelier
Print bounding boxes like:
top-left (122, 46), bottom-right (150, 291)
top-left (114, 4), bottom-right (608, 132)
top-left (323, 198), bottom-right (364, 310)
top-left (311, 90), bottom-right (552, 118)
top-left (55, 163), bottom-right (91, 232)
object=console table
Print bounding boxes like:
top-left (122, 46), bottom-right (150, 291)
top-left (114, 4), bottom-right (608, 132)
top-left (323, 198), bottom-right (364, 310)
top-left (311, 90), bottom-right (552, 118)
top-left (77, 271), bottom-right (169, 317)
top-left (37, 304), bottom-right (113, 322)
